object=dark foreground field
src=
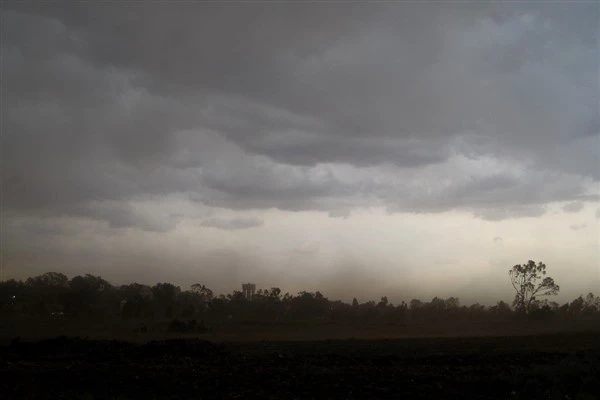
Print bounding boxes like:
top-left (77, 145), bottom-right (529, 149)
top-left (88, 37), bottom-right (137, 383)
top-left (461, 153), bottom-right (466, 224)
top-left (2, 333), bottom-right (599, 400)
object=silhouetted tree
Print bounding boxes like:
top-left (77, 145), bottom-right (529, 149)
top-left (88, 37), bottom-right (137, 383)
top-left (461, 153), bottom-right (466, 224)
top-left (120, 283), bottom-right (153, 319)
top-left (490, 300), bottom-right (512, 318)
top-left (190, 283), bottom-right (213, 313)
top-left (26, 272), bottom-right (68, 288)
top-left (409, 299), bottom-right (423, 310)
top-left (0, 279), bottom-right (25, 313)
top-left (569, 296), bottom-right (585, 317)
top-left (4, 270), bottom-right (599, 330)
top-left (583, 293), bottom-right (600, 317)
top-left (509, 260), bottom-right (559, 313)
top-left (269, 288), bottom-right (281, 301)
top-left (152, 283), bottom-right (181, 318)
top-left (445, 297), bottom-right (460, 309)
top-left (25, 272), bottom-right (69, 315)
top-left (65, 274), bottom-right (113, 315)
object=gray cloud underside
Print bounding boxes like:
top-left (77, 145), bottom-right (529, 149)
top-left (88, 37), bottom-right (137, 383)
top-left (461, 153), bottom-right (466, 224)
top-left (201, 217), bottom-right (264, 231)
top-left (1, 3), bottom-right (598, 231)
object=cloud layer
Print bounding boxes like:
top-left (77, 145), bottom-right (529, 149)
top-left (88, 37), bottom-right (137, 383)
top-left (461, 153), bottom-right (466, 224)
top-left (2, 2), bottom-right (598, 232)
top-left (201, 217), bottom-right (264, 231)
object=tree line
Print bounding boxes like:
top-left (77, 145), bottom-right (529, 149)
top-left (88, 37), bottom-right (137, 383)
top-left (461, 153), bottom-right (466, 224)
top-left (1, 261), bottom-right (599, 325)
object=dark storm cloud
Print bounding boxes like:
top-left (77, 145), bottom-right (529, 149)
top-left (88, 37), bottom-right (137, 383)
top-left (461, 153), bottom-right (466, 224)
top-left (1, 2), bottom-right (598, 230)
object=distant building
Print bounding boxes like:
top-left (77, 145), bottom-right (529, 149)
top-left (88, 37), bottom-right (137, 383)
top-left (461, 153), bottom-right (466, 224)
top-left (242, 283), bottom-right (256, 300)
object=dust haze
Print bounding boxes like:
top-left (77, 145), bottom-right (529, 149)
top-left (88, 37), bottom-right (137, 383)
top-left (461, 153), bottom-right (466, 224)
top-left (1, 2), bottom-right (599, 303)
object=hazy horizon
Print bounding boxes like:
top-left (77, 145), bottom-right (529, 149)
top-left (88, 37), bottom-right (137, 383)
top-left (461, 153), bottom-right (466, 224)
top-left (1, 2), bottom-right (598, 306)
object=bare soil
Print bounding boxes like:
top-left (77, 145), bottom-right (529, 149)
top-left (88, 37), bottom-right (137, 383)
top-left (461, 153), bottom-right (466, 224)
top-left (2, 332), bottom-right (599, 399)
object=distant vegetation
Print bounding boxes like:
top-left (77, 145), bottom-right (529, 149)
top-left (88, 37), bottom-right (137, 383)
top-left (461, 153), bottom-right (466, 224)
top-left (1, 261), bottom-right (598, 328)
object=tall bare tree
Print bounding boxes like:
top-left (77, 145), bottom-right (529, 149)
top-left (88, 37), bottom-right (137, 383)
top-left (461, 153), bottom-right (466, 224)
top-left (509, 260), bottom-right (559, 313)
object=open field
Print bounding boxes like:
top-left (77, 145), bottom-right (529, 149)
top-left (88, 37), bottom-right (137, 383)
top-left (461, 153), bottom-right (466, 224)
top-left (2, 332), bottom-right (599, 399)
top-left (4, 315), bottom-right (600, 344)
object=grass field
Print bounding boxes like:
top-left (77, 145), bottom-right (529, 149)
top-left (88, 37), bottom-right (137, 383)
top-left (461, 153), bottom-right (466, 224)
top-left (2, 332), bottom-right (599, 399)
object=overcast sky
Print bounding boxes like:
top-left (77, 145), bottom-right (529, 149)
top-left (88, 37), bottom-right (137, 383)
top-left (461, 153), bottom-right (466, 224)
top-left (1, 2), bottom-right (598, 304)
